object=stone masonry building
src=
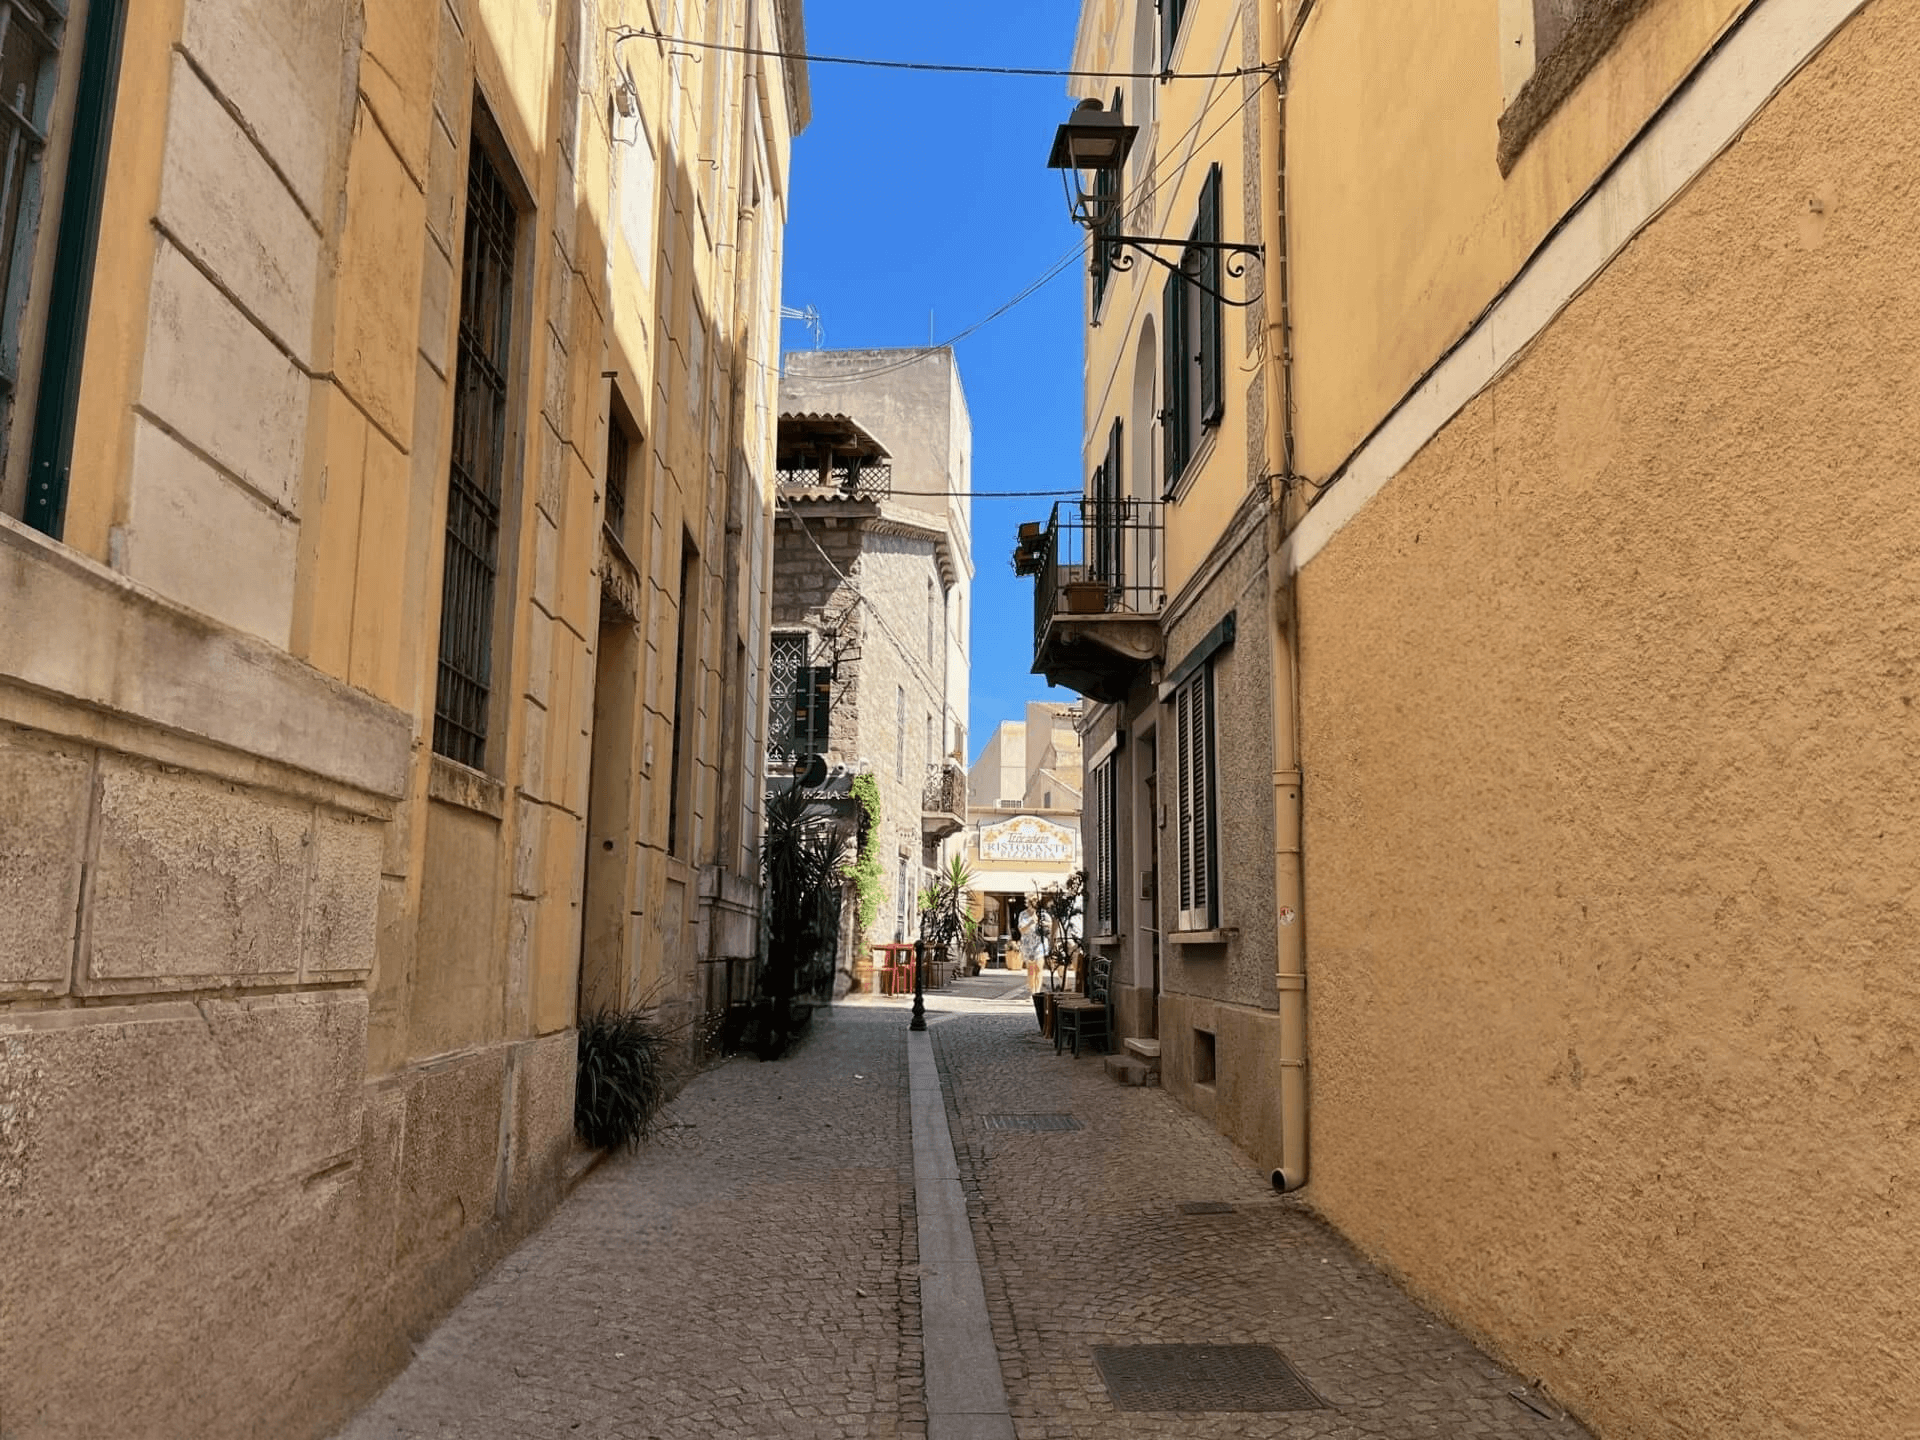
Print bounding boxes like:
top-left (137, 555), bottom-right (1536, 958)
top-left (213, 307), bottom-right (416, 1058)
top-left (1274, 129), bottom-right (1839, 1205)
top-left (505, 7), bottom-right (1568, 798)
top-left (770, 348), bottom-right (974, 991)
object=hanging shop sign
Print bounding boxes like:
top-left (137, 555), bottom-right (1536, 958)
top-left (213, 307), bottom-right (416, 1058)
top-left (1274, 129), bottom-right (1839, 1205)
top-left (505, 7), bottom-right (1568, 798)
top-left (978, 815), bottom-right (1076, 863)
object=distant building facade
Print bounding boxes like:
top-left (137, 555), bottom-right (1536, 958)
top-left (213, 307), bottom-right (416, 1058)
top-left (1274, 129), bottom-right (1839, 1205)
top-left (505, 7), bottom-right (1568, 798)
top-left (964, 702), bottom-right (1085, 959)
top-left (770, 348), bottom-right (973, 991)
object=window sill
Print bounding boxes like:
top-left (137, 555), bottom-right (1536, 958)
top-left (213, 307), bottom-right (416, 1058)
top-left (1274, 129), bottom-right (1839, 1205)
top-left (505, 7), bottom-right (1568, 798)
top-left (1168, 927), bottom-right (1235, 947)
top-left (428, 754), bottom-right (506, 819)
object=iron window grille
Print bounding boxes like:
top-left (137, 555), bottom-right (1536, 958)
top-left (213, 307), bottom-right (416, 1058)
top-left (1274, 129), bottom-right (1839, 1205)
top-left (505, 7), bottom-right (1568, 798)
top-left (604, 416), bottom-right (629, 541)
top-left (13, 0), bottom-right (126, 538)
top-left (0, 0), bottom-right (65, 468)
top-left (433, 131), bottom-right (519, 770)
top-left (768, 631), bottom-right (830, 766)
top-left (1173, 664), bottom-right (1217, 931)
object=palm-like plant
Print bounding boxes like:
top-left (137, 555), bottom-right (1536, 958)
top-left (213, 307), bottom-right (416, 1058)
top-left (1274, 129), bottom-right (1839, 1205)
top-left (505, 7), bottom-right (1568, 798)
top-left (762, 785), bottom-right (850, 1015)
top-left (917, 852), bottom-right (981, 967)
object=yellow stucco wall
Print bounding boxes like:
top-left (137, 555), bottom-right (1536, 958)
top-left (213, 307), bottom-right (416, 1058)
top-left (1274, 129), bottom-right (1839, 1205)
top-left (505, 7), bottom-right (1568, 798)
top-left (1286, 0), bottom-right (1750, 480)
top-left (1073, 0), bottom-right (1257, 603)
top-left (1295, 5), bottom-right (1920, 1435)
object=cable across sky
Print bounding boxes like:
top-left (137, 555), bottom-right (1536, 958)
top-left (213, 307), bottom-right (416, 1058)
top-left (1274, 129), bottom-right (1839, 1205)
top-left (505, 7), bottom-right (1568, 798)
top-left (609, 27), bottom-right (1280, 82)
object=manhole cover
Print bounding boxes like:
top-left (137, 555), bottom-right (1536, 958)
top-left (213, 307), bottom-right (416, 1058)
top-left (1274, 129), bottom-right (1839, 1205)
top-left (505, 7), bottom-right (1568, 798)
top-left (1176, 1201), bottom-right (1236, 1215)
top-left (980, 1113), bottom-right (1082, 1131)
top-left (1092, 1345), bottom-right (1322, 1412)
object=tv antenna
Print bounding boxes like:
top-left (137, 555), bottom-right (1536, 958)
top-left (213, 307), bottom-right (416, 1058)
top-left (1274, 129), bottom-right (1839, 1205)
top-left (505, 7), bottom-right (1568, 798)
top-left (781, 304), bottom-right (825, 348)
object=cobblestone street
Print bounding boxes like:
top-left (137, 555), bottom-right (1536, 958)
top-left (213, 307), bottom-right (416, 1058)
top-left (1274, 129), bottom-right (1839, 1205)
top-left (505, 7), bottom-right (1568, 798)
top-left (338, 982), bottom-right (1592, 1439)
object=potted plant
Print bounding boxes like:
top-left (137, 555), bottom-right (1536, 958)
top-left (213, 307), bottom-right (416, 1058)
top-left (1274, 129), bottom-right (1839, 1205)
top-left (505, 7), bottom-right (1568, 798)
top-left (917, 853), bottom-right (979, 987)
top-left (1061, 579), bottom-right (1109, 614)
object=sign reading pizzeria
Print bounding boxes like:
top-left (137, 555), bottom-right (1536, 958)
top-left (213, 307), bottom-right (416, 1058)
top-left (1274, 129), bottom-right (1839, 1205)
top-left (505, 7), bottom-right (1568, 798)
top-left (978, 816), bottom-right (1075, 863)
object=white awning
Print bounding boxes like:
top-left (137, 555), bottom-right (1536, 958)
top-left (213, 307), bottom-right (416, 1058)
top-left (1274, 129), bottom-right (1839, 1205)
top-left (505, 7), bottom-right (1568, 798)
top-left (970, 870), bottom-right (1074, 897)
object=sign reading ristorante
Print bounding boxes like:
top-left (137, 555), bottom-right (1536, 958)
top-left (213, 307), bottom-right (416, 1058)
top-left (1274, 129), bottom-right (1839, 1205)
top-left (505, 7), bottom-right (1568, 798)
top-left (978, 816), bottom-right (1075, 863)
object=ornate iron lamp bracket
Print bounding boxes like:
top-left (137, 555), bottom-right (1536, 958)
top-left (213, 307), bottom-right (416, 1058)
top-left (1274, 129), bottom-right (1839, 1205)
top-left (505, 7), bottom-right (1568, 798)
top-left (1103, 236), bottom-right (1265, 308)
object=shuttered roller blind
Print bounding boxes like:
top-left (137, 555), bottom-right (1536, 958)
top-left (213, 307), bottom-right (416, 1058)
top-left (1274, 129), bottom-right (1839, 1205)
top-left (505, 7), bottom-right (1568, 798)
top-left (1173, 664), bottom-right (1216, 930)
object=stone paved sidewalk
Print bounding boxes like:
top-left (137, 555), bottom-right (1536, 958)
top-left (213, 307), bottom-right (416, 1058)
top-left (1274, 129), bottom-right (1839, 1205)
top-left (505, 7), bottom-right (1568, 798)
top-left (336, 990), bottom-right (1593, 1439)
top-left (931, 1010), bottom-right (1592, 1440)
top-left (336, 1009), bottom-right (924, 1440)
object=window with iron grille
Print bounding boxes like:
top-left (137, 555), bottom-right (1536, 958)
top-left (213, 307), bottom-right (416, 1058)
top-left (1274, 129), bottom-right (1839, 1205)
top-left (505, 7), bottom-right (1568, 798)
top-left (1160, 164), bottom-right (1223, 496)
top-left (1172, 664), bottom-right (1217, 931)
top-left (1090, 754), bottom-right (1118, 935)
top-left (768, 630), bottom-right (829, 765)
top-left (604, 414), bottom-right (630, 541)
top-left (5, 0), bottom-right (127, 536)
top-left (433, 125), bottom-right (520, 770)
top-left (769, 630), bottom-right (805, 761)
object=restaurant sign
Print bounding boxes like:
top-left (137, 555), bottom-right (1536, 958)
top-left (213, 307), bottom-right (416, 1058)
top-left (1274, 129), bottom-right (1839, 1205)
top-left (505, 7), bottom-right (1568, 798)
top-left (978, 816), bottom-right (1075, 863)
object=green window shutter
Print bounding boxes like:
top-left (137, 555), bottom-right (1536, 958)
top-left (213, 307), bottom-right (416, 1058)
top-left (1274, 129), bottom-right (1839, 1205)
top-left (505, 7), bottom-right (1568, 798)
top-left (1198, 164), bottom-right (1224, 425)
top-left (1091, 164), bottom-right (1113, 314)
top-left (1094, 417), bottom-right (1122, 585)
top-left (1161, 268), bottom-right (1187, 490)
top-left (24, 0), bottom-right (128, 539)
top-left (1160, 0), bottom-right (1185, 65)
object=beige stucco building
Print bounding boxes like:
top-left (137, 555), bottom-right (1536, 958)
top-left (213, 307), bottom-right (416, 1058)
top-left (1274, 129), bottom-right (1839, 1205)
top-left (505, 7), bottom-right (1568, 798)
top-left (1043, 0), bottom-right (1920, 1434)
top-left (0, 1), bottom-right (805, 1434)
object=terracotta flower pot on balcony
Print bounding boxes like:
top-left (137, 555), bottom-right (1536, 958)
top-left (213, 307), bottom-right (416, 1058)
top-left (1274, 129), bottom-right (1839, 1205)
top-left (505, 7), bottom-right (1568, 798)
top-left (1062, 579), bottom-right (1109, 614)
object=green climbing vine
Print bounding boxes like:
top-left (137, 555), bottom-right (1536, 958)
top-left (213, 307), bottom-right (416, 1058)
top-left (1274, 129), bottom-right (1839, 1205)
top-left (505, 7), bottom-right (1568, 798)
top-left (846, 771), bottom-right (885, 944)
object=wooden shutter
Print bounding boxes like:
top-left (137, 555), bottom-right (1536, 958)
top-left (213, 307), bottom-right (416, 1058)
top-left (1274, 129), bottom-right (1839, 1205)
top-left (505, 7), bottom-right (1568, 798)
top-left (1174, 666), bottom-right (1215, 930)
top-left (1161, 268), bottom-right (1186, 490)
top-left (1160, 0), bottom-right (1184, 65)
top-left (1105, 756), bottom-right (1121, 936)
top-left (1198, 164), bottom-right (1224, 424)
top-left (1095, 418), bottom-right (1122, 585)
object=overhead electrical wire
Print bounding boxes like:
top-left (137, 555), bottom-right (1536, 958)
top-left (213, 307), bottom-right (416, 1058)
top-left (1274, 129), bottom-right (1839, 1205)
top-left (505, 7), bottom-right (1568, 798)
top-left (609, 27), bottom-right (1280, 82)
top-left (776, 494), bottom-right (949, 710)
top-left (771, 71), bottom-right (1274, 387)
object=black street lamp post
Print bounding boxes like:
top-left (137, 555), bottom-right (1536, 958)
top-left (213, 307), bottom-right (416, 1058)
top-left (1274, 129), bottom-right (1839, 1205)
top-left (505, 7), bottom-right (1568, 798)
top-left (910, 932), bottom-right (928, 1032)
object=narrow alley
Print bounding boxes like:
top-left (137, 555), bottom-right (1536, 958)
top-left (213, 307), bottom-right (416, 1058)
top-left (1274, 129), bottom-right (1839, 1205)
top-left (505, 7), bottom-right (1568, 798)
top-left (337, 987), bottom-right (1591, 1440)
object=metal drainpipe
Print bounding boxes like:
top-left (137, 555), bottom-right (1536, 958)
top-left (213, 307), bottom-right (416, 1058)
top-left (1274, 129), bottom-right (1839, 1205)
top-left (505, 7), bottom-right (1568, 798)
top-left (1261, 0), bottom-right (1310, 1193)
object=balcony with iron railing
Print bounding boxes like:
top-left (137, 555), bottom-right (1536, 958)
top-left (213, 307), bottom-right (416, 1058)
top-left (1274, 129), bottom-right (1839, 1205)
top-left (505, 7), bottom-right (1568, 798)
top-left (1017, 497), bottom-right (1165, 703)
top-left (775, 454), bottom-right (892, 500)
top-left (921, 759), bottom-right (966, 841)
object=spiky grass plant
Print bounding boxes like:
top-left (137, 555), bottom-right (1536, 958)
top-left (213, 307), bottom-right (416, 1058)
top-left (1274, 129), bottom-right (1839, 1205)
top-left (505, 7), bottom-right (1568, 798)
top-left (575, 1009), bottom-right (673, 1151)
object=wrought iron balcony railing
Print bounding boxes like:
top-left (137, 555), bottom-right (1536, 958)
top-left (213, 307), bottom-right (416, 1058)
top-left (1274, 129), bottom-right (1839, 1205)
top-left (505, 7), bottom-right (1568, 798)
top-left (922, 759), bottom-right (966, 817)
top-left (775, 456), bottom-right (892, 500)
top-left (1026, 497), bottom-right (1165, 649)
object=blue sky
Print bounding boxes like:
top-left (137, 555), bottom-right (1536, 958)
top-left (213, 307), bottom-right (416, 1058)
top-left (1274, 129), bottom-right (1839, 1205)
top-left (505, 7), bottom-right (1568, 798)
top-left (778, 2), bottom-right (1086, 766)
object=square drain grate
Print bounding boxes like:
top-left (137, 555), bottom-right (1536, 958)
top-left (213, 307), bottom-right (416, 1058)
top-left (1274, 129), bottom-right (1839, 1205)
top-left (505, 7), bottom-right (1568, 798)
top-left (1093, 1344), bottom-right (1323, 1413)
top-left (980, 1113), bottom-right (1082, 1132)
top-left (1176, 1201), bottom-right (1236, 1215)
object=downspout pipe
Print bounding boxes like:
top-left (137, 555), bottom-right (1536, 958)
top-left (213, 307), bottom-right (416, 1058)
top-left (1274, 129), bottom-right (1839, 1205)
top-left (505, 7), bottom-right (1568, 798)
top-left (1260, 0), bottom-right (1309, 1193)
